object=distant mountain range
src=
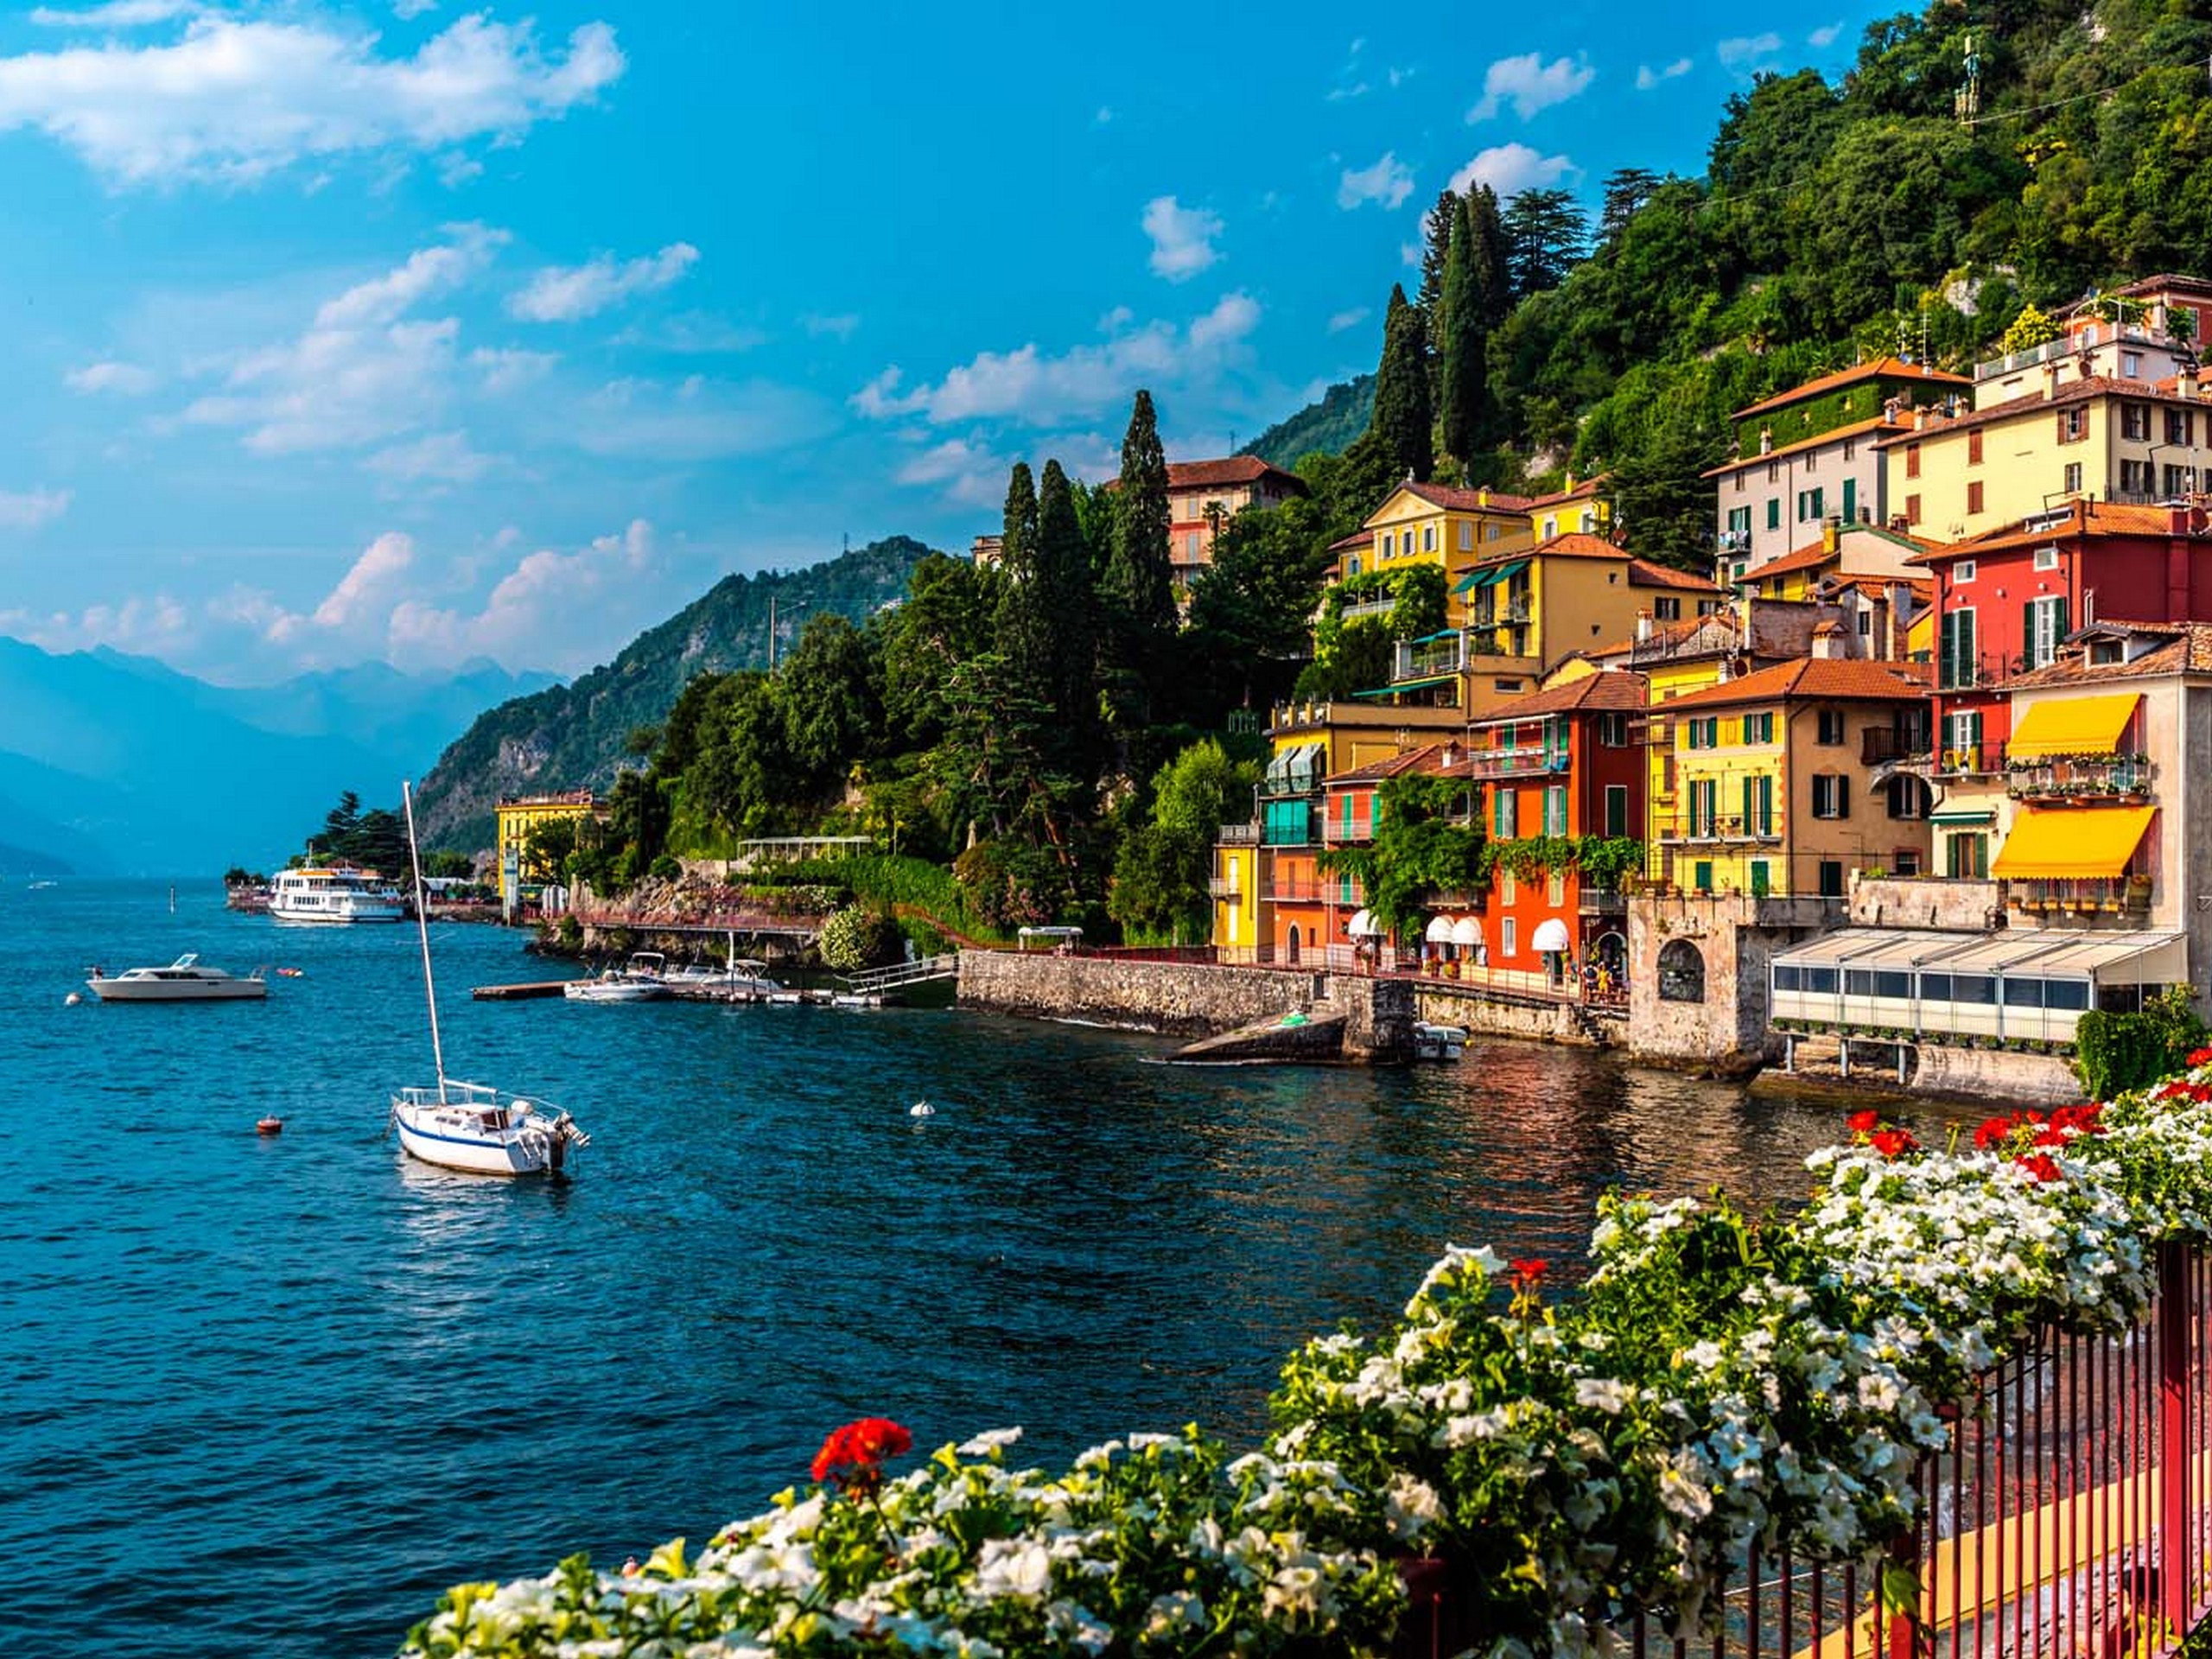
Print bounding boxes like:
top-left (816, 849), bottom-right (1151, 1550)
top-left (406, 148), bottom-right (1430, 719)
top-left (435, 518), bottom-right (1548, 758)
top-left (0, 639), bottom-right (557, 874)
top-left (1242, 374), bottom-right (1374, 468)
top-left (412, 535), bottom-right (938, 850)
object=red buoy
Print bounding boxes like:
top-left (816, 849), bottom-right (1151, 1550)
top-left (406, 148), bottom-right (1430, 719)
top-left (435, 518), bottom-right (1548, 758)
top-left (256, 1116), bottom-right (283, 1135)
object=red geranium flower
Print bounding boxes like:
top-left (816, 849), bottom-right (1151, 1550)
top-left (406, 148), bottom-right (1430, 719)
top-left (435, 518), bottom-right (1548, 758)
top-left (1974, 1116), bottom-right (2014, 1151)
top-left (1847, 1109), bottom-right (1882, 1135)
top-left (1870, 1128), bottom-right (1918, 1159)
top-left (2018, 1153), bottom-right (2063, 1184)
top-left (811, 1416), bottom-right (913, 1493)
top-left (1509, 1256), bottom-right (1548, 1287)
top-left (2189, 1047), bottom-right (2212, 1068)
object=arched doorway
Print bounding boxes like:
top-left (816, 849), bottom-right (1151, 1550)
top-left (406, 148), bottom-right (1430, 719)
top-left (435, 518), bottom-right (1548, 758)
top-left (1657, 938), bottom-right (1706, 1002)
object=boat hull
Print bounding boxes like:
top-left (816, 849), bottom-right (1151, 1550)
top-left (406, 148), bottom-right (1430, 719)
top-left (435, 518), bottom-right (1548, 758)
top-left (89, 979), bottom-right (265, 1002)
top-left (390, 1093), bottom-right (574, 1176)
top-left (269, 906), bottom-right (406, 924)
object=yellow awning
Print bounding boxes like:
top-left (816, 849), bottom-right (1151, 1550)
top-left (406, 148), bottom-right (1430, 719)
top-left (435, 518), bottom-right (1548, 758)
top-left (1991, 804), bottom-right (2155, 880)
top-left (2006, 693), bottom-right (2139, 760)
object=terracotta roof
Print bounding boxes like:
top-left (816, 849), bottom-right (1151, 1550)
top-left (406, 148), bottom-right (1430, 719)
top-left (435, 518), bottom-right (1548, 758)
top-left (1705, 415), bottom-right (1907, 476)
top-left (1732, 357), bottom-right (1970, 421)
top-left (1871, 374), bottom-right (2212, 451)
top-left (1738, 540), bottom-right (1841, 582)
top-left (1323, 743), bottom-right (1451, 786)
top-left (1399, 480), bottom-right (1535, 513)
top-left (2004, 624), bottom-right (2212, 686)
top-left (1166, 455), bottom-right (1306, 492)
top-left (2065, 275), bottom-right (2212, 312)
top-left (1627, 557), bottom-right (1726, 593)
top-left (1329, 529), bottom-right (1375, 553)
top-left (1588, 610), bottom-right (1739, 659)
top-left (1523, 473), bottom-right (1609, 510)
top-left (1906, 499), bottom-right (2209, 564)
top-left (1657, 657), bottom-right (1933, 712)
top-left (1469, 670), bottom-right (1649, 727)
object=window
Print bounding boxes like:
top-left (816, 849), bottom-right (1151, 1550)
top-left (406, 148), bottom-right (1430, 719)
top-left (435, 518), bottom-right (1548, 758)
top-left (1766, 498), bottom-right (1781, 530)
top-left (2064, 461), bottom-right (2083, 493)
top-left (1185, 531), bottom-right (1201, 556)
top-left (1750, 860), bottom-right (1771, 897)
top-left (1940, 607), bottom-right (1977, 690)
top-left (1659, 938), bottom-right (1706, 1001)
top-left (1688, 777), bottom-right (1718, 836)
top-left (1745, 711), bottom-right (1776, 744)
top-left (1543, 785), bottom-right (1568, 836)
top-left (2121, 458), bottom-right (2154, 496)
top-left (1741, 772), bottom-right (1774, 835)
top-left (2034, 545), bottom-right (2059, 572)
top-left (1423, 525), bottom-right (1436, 552)
top-left (1547, 870), bottom-right (1566, 906)
top-left (1842, 475), bottom-right (1858, 523)
top-left (1493, 789), bottom-right (1517, 838)
top-left (1459, 522), bottom-right (1473, 550)
top-left (1501, 917), bottom-right (1517, 958)
top-left (1944, 710), bottom-right (1985, 771)
top-left (1655, 596), bottom-right (1682, 620)
top-left (1726, 505), bottom-right (1751, 541)
top-left (2025, 594), bottom-right (2069, 668)
top-left (1500, 868), bottom-right (1516, 904)
top-left (1380, 531), bottom-right (1394, 558)
top-left (1796, 487), bottom-right (1826, 523)
top-left (1886, 776), bottom-right (1923, 820)
top-left (1346, 556), bottom-right (1361, 576)
top-left (1580, 510), bottom-right (1597, 533)
top-left (1818, 859), bottom-right (1846, 898)
top-left (2165, 464), bottom-right (2197, 499)
top-left (1812, 774), bottom-right (1852, 819)
top-left (2122, 351), bottom-right (2145, 380)
top-left (1895, 851), bottom-right (1921, 877)
top-left (1599, 712), bottom-right (1630, 747)
top-left (1687, 716), bottom-right (1719, 749)
top-left (2059, 407), bottom-right (2088, 442)
top-left (1967, 480), bottom-right (1984, 515)
top-left (1767, 460), bottom-right (1779, 484)
top-left (2167, 409), bottom-right (2193, 446)
top-left (1905, 442), bottom-right (1922, 479)
top-left (1858, 610), bottom-right (1873, 637)
top-left (1693, 861), bottom-right (1714, 894)
top-left (1906, 493), bottom-right (1923, 525)
top-left (1817, 709), bottom-right (1846, 745)
top-left (1541, 517), bottom-right (1557, 538)
top-left (1968, 429), bottom-right (1983, 465)
top-left (1605, 784), bottom-right (1629, 836)
top-left (1843, 438), bottom-right (1856, 461)
top-left (1954, 560), bottom-right (1977, 583)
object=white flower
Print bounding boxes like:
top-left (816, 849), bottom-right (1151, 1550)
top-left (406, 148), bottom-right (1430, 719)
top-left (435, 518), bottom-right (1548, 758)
top-left (956, 1427), bottom-right (1023, 1456)
top-left (1573, 1376), bottom-right (1633, 1414)
top-left (972, 1538), bottom-right (1053, 1602)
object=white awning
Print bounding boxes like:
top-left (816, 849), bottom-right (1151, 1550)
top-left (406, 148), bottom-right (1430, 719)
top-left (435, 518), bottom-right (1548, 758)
top-left (1425, 915), bottom-right (1456, 944)
top-left (1452, 917), bottom-right (1482, 946)
top-left (1531, 918), bottom-right (1572, 954)
top-left (1772, 926), bottom-right (2186, 986)
top-left (1347, 908), bottom-right (1381, 936)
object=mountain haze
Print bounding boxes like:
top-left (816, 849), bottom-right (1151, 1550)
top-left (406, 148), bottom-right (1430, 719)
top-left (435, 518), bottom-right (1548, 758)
top-left (411, 535), bottom-right (938, 850)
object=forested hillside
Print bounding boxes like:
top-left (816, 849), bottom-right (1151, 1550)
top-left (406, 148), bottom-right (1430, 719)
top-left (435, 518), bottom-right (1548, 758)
top-left (413, 537), bottom-right (934, 849)
top-left (1243, 375), bottom-right (1375, 467)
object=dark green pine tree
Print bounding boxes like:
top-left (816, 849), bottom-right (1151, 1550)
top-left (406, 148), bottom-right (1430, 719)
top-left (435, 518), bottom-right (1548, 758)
top-left (1001, 461), bottom-right (1038, 575)
top-left (994, 461), bottom-right (1052, 703)
top-left (1369, 283), bottom-right (1434, 486)
top-left (1437, 195), bottom-right (1484, 469)
top-left (1467, 185), bottom-right (1512, 331)
top-left (1598, 167), bottom-right (1663, 248)
top-left (1033, 459), bottom-right (1099, 764)
top-left (1414, 188), bottom-right (1459, 335)
top-left (1100, 389), bottom-right (1176, 709)
top-left (1501, 188), bottom-right (1587, 302)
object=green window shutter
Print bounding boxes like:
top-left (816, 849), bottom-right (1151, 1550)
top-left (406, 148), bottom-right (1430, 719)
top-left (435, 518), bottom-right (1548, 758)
top-left (1841, 476), bottom-right (1856, 522)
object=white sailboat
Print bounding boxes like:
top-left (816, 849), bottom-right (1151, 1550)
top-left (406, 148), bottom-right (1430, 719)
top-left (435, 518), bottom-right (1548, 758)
top-left (388, 781), bottom-right (589, 1177)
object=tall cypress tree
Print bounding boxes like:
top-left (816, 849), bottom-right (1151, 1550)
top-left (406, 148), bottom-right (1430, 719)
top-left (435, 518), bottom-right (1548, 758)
top-left (1102, 389), bottom-right (1176, 673)
top-left (1001, 461), bottom-right (1038, 575)
top-left (1468, 185), bottom-right (1512, 331)
top-left (994, 462), bottom-right (1051, 703)
top-left (1034, 459), bottom-right (1098, 762)
top-left (1414, 188), bottom-right (1459, 336)
top-left (1438, 196), bottom-right (1482, 468)
top-left (1369, 283), bottom-right (1434, 486)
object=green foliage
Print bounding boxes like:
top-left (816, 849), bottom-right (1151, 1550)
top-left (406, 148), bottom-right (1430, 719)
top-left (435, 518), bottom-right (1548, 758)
top-left (1998, 301), bottom-right (2063, 353)
top-left (1485, 835), bottom-right (1644, 886)
top-left (305, 791), bottom-right (408, 874)
top-left (1370, 283), bottom-right (1433, 484)
top-left (818, 905), bottom-right (900, 973)
top-left (1319, 771), bottom-right (1485, 936)
top-left (1240, 375), bottom-right (1375, 467)
top-left (1107, 739), bottom-right (1259, 944)
top-left (2075, 989), bottom-right (2209, 1101)
top-left (1099, 391), bottom-right (1177, 726)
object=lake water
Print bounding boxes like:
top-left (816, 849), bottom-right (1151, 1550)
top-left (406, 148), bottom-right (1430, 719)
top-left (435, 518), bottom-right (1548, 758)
top-left (2, 879), bottom-right (1865, 1656)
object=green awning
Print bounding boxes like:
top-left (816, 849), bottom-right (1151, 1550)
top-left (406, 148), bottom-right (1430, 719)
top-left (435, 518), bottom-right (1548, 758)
top-left (1491, 558), bottom-right (1529, 583)
top-left (1452, 569), bottom-right (1492, 595)
top-left (1929, 808), bottom-right (1995, 826)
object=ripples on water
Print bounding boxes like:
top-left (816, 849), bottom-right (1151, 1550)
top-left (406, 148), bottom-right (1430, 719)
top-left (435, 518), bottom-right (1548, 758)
top-left (2, 880), bottom-right (1868, 1655)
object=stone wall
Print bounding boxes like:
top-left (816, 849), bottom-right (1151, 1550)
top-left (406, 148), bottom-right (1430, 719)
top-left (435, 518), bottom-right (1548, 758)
top-left (1848, 874), bottom-right (2006, 931)
top-left (957, 951), bottom-right (1320, 1036)
top-left (1910, 1044), bottom-right (2086, 1107)
top-left (1627, 893), bottom-right (1841, 1068)
top-left (1412, 984), bottom-right (1594, 1045)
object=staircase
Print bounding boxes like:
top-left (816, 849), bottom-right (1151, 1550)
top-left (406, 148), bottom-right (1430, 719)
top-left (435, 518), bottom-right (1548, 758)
top-left (838, 954), bottom-right (959, 996)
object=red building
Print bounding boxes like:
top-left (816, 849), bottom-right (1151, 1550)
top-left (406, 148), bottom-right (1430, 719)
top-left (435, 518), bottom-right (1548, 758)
top-left (1907, 499), bottom-right (2212, 769)
top-left (1448, 671), bottom-right (1649, 983)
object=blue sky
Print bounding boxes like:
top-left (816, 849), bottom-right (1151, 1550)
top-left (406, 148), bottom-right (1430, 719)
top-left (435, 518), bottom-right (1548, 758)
top-left (0, 0), bottom-right (1883, 684)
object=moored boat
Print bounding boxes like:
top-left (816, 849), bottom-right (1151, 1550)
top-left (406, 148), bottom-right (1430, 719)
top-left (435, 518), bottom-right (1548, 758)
top-left (270, 865), bottom-right (406, 925)
top-left (563, 951), bottom-right (675, 1003)
top-left (87, 954), bottom-right (268, 1002)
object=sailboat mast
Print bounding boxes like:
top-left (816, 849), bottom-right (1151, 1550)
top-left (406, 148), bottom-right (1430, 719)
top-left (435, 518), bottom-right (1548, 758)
top-left (401, 781), bottom-right (448, 1103)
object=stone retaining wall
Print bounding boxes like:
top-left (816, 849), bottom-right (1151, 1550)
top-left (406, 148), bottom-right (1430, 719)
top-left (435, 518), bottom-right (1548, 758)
top-left (1910, 1044), bottom-right (2086, 1107)
top-left (957, 951), bottom-right (1320, 1036)
top-left (1411, 984), bottom-right (1596, 1046)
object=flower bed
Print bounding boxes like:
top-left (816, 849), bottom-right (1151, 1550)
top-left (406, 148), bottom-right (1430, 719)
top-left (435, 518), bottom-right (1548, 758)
top-left (402, 1058), bottom-right (2212, 1659)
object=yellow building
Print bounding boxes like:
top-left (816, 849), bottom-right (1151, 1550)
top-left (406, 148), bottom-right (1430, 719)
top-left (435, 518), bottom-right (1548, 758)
top-left (1337, 481), bottom-right (1535, 585)
top-left (1523, 473), bottom-right (1611, 543)
top-left (1650, 657), bottom-right (1933, 897)
top-left (494, 790), bottom-right (602, 912)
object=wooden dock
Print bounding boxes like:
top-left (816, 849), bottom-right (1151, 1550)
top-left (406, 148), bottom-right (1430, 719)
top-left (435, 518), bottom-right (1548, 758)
top-left (471, 980), bottom-right (574, 1001)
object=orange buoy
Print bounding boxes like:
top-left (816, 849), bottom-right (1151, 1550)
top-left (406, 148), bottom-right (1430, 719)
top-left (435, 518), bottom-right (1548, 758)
top-left (256, 1116), bottom-right (283, 1135)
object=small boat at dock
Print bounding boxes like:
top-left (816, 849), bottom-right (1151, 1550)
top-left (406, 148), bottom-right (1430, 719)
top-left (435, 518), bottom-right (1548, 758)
top-left (563, 951), bottom-right (675, 1003)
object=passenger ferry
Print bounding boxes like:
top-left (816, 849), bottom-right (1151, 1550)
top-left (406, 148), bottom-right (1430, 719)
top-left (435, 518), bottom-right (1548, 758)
top-left (269, 865), bottom-right (407, 925)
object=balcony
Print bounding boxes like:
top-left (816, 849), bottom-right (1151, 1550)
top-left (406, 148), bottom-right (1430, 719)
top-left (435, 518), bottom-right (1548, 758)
top-left (1262, 880), bottom-right (1362, 905)
top-left (2009, 874), bottom-right (2153, 917)
top-left (1207, 876), bottom-right (1241, 899)
top-left (1461, 747), bottom-right (1569, 779)
top-left (1658, 814), bottom-right (1784, 845)
top-left (1930, 743), bottom-right (2008, 777)
top-left (1322, 815), bottom-right (1376, 845)
top-left (1862, 728), bottom-right (1933, 767)
top-left (1578, 887), bottom-right (1628, 913)
top-left (1393, 634), bottom-right (1467, 682)
top-left (1217, 822), bottom-right (1259, 846)
top-left (2005, 754), bottom-right (2155, 805)
top-left (1340, 597), bottom-right (1396, 623)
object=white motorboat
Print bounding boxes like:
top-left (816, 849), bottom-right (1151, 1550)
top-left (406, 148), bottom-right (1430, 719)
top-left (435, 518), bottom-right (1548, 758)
top-left (563, 951), bottom-right (674, 1003)
top-left (270, 865), bottom-right (406, 924)
top-left (389, 782), bottom-right (588, 1178)
top-left (86, 954), bottom-right (268, 1002)
top-left (1413, 1021), bottom-right (1468, 1061)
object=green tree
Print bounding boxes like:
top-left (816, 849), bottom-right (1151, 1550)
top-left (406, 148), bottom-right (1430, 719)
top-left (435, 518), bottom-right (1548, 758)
top-left (1001, 461), bottom-right (1038, 576)
top-left (1438, 194), bottom-right (1491, 468)
top-left (1099, 389), bottom-right (1177, 728)
top-left (1319, 771), bottom-right (1486, 938)
top-left (1369, 283), bottom-right (1434, 486)
top-left (1033, 459), bottom-right (1099, 767)
top-left (1598, 167), bottom-right (1664, 247)
top-left (1501, 188), bottom-right (1587, 301)
top-left (1184, 495), bottom-right (1338, 715)
top-left (778, 612), bottom-right (880, 793)
top-left (1108, 739), bottom-right (1258, 944)
top-left (1414, 188), bottom-right (1459, 331)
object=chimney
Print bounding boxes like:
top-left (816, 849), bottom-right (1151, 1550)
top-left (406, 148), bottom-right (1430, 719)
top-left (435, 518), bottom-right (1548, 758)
top-left (1890, 514), bottom-right (1909, 532)
top-left (1759, 429), bottom-right (1774, 455)
top-left (1822, 516), bottom-right (1840, 555)
top-left (1635, 608), bottom-right (1653, 643)
top-left (1811, 620), bottom-right (1845, 659)
top-left (1913, 406), bottom-right (1928, 430)
top-left (1478, 486), bottom-right (1491, 507)
top-left (1883, 397), bottom-right (1902, 422)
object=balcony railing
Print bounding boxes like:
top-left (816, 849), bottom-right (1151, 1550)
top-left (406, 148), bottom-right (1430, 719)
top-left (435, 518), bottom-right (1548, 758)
top-left (2006, 754), bottom-right (2155, 804)
top-left (2008, 874), bottom-right (2153, 915)
top-left (1339, 597), bottom-right (1396, 622)
top-left (1206, 876), bottom-right (1241, 899)
top-left (1393, 637), bottom-right (1466, 681)
top-left (1217, 822), bottom-right (1259, 845)
top-left (1658, 814), bottom-right (1784, 844)
top-left (1930, 743), bottom-right (2008, 777)
top-left (1861, 728), bottom-right (1933, 766)
top-left (1261, 880), bottom-right (1363, 904)
top-left (1460, 747), bottom-right (1568, 779)
top-left (1578, 887), bottom-right (1627, 912)
top-left (1322, 815), bottom-right (1376, 844)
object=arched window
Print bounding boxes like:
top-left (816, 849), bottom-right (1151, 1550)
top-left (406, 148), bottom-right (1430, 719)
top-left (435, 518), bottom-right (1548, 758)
top-left (1658, 939), bottom-right (1707, 1003)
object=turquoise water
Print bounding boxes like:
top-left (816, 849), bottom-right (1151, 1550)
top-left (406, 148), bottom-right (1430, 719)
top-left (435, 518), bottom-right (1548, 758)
top-left (1, 880), bottom-right (1852, 1655)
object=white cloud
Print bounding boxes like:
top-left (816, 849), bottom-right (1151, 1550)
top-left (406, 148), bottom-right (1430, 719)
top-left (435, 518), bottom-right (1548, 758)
top-left (386, 518), bottom-right (657, 672)
top-left (1449, 143), bottom-right (1577, 199)
top-left (468, 346), bottom-right (556, 395)
top-left (509, 241), bottom-right (698, 323)
top-left (1636, 58), bottom-right (1694, 91)
top-left (1326, 308), bottom-right (1370, 334)
top-left (565, 375), bottom-right (830, 462)
top-left (1718, 33), bottom-right (1783, 70)
top-left (1468, 52), bottom-right (1594, 122)
top-left (29, 1), bottom-right (195, 26)
top-left (181, 226), bottom-right (505, 454)
top-left (0, 13), bottom-right (625, 186)
top-left (283, 530), bottom-right (416, 639)
top-left (1094, 105), bottom-right (1113, 124)
top-left (1808, 22), bottom-right (1843, 48)
top-left (395, 0), bottom-right (440, 18)
top-left (893, 437), bottom-right (1009, 508)
top-left (853, 292), bottom-right (1262, 428)
top-left (803, 312), bottom-right (859, 340)
top-left (1141, 195), bottom-right (1222, 283)
top-left (65, 359), bottom-right (157, 394)
top-left (1325, 82), bottom-right (1370, 103)
top-left (1337, 152), bottom-right (1413, 211)
top-left (365, 430), bottom-right (497, 486)
top-left (0, 487), bottom-right (70, 529)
